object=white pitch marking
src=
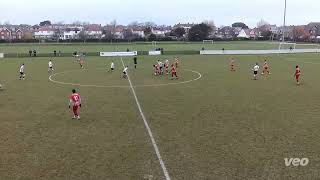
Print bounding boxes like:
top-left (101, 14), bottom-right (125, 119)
top-left (120, 57), bottom-right (171, 180)
top-left (49, 68), bottom-right (202, 88)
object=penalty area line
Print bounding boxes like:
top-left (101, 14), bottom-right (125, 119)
top-left (120, 57), bottom-right (171, 180)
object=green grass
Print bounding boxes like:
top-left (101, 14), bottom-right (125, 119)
top-left (0, 41), bottom-right (318, 54)
top-left (1, 46), bottom-right (320, 179)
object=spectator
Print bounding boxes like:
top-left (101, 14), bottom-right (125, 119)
top-left (33, 50), bottom-right (37, 57)
top-left (28, 50), bottom-right (32, 57)
top-left (54, 50), bottom-right (57, 57)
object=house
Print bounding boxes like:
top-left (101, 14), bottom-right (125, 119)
top-left (0, 28), bottom-right (11, 40)
top-left (34, 27), bottom-right (55, 39)
top-left (173, 23), bottom-right (194, 34)
top-left (152, 27), bottom-right (171, 37)
top-left (237, 29), bottom-right (250, 39)
top-left (62, 28), bottom-right (80, 40)
top-left (0, 27), bottom-right (24, 40)
top-left (132, 27), bottom-right (145, 38)
top-left (305, 22), bottom-right (320, 39)
top-left (218, 26), bottom-right (235, 39)
top-left (249, 28), bottom-right (259, 39)
top-left (84, 24), bottom-right (102, 39)
top-left (114, 26), bottom-right (125, 39)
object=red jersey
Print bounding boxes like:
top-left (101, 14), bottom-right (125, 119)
top-left (171, 66), bottom-right (177, 73)
top-left (295, 68), bottom-right (301, 76)
top-left (70, 93), bottom-right (81, 106)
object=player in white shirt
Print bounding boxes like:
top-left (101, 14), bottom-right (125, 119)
top-left (19, 64), bottom-right (25, 80)
top-left (48, 60), bottom-right (54, 73)
top-left (252, 63), bottom-right (260, 80)
top-left (123, 66), bottom-right (128, 78)
top-left (110, 61), bottom-right (115, 72)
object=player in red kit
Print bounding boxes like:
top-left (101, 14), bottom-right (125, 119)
top-left (294, 65), bottom-right (301, 85)
top-left (171, 64), bottom-right (178, 80)
top-left (229, 58), bottom-right (235, 71)
top-left (69, 89), bottom-right (82, 119)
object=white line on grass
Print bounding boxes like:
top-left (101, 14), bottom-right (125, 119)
top-left (48, 68), bottom-right (202, 88)
top-left (120, 57), bottom-right (171, 180)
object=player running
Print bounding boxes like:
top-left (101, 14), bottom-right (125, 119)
top-left (261, 59), bottom-right (271, 75)
top-left (252, 63), bottom-right (259, 80)
top-left (19, 63), bottom-right (25, 80)
top-left (48, 60), bottom-right (54, 73)
top-left (229, 58), bottom-right (235, 71)
top-left (294, 65), bottom-right (301, 85)
top-left (171, 64), bottom-right (178, 80)
top-left (110, 61), bottom-right (115, 72)
top-left (123, 66), bottom-right (128, 78)
top-left (69, 89), bottom-right (82, 120)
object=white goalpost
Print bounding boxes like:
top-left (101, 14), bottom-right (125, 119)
top-left (278, 42), bottom-right (296, 50)
top-left (203, 40), bottom-right (214, 44)
top-left (152, 41), bottom-right (158, 49)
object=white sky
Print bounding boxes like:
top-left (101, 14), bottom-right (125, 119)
top-left (1, 0), bottom-right (319, 27)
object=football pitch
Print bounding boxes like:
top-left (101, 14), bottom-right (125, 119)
top-left (1, 43), bottom-right (320, 179)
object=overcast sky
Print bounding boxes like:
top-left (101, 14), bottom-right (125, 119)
top-left (1, 0), bottom-right (319, 27)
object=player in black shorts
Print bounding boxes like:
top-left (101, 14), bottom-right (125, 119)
top-left (133, 56), bottom-right (137, 69)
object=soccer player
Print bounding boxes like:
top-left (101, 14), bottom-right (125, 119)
top-left (171, 64), bottom-right (178, 80)
top-left (48, 60), bottom-right (54, 73)
top-left (133, 56), bottom-right (138, 69)
top-left (69, 89), bottom-right (81, 120)
top-left (79, 58), bottom-right (84, 69)
top-left (159, 61), bottom-right (164, 75)
top-left (252, 63), bottom-right (259, 80)
top-left (175, 57), bottom-right (180, 68)
top-left (123, 66), bottom-right (128, 78)
top-left (294, 65), bottom-right (301, 85)
top-left (261, 59), bottom-right (271, 75)
top-left (165, 59), bottom-right (169, 75)
top-left (229, 58), bottom-right (235, 71)
top-left (110, 61), bottom-right (115, 72)
top-left (19, 64), bottom-right (25, 80)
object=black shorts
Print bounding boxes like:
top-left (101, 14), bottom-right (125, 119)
top-left (111, 68), bottom-right (114, 70)
top-left (123, 72), bottom-right (127, 75)
top-left (20, 72), bottom-right (24, 75)
top-left (254, 71), bottom-right (258, 75)
top-left (49, 67), bottom-right (53, 69)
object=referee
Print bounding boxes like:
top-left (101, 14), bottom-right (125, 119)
top-left (133, 56), bottom-right (138, 69)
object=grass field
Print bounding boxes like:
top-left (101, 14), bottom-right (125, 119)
top-left (0, 41), bottom-right (318, 54)
top-left (1, 43), bottom-right (320, 179)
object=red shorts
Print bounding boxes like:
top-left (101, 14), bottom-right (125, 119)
top-left (296, 74), bottom-right (300, 80)
top-left (172, 72), bottom-right (177, 77)
top-left (73, 105), bottom-right (79, 115)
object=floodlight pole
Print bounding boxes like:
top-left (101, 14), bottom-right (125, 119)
top-left (282, 0), bottom-right (287, 43)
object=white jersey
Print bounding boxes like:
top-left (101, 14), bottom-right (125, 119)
top-left (123, 67), bottom-right (128, 73)
top-left (165, 60), bottom-right (169, 65)
top-left (111, 62), bottom-right (115, 69)
top-left (49, 61), bottom-right (53, 68)
top-left (253, 65), bottom-right (259, 71)
top-left (19, 65), bottom-right (24, 73)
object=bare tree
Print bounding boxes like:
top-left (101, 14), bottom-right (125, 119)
top-left (78, 30), bottom-right (89, 43)
top-left (257, 19), bottom-right (270, 28)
